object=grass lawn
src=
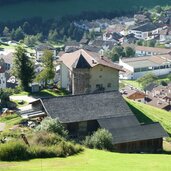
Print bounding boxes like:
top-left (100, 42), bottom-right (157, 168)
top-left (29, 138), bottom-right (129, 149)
top-left (1, 149), bottom-right (171, 171)
top-left (127, 99), bottom-right (171, 135)
top-left (121, 80), bottom-right (143, 90)
top-left (121, 75), bottom-right (171, 90)
top-left (0, 114), bottom-right (22, 131)
top-left (13, 89), bottom-right (68, 98)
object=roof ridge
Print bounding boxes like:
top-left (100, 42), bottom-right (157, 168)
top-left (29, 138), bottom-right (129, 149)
top-left (40, 90), bottom-right (119, 100)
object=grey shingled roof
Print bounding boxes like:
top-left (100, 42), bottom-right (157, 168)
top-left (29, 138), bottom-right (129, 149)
top-left (132, 23), bottom-right (157, 32)
top-left (41, 91), bottom-right (134, 123)
top-left (109, 123), bottom-right (168, 144)
top-left (36, 91), bottom-right (168, 144)
top-left (98, 115), bottom-right (140, 130)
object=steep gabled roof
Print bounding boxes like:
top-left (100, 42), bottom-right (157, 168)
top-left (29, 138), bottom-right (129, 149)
top-left (73, 54), bottom-right (91, 69)
top-left (59, 49), bottom-right (123, 71)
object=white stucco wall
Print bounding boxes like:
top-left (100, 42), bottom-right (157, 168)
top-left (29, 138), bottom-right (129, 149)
top-left (132, 68), bottom-right (171, 79)
top-left (60, 63), bottom-right (70, 91)
top-left (0, 73), bottom-right (6, 89)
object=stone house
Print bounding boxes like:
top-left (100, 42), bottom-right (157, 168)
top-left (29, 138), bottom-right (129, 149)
top-left (57, 49), bottom-right (122, 94)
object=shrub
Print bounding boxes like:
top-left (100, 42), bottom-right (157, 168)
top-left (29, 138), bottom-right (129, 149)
top-left (35, 117), bottom-right (68, 138)
top-left (83, 129), bottom-right (113, 151)
top-left (28, 146), bottom-right (57, 158)
top-left (31, 131), bottom-right (63, 146)
top-left (0, 140), bottom-right (83, 161)
top-left (0, 141), bottom-right (30, 161)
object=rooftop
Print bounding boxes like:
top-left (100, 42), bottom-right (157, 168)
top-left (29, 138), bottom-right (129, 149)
top-left (132, 22), bottom-right (157, 32)
top-left (121, 54), bottom-right (171, 68)
top-left (59, 49), bottom-right (123, 71)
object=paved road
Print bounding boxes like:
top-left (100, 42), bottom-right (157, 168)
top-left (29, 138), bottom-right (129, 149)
top-left (0, 123), bottom-right (6, 132)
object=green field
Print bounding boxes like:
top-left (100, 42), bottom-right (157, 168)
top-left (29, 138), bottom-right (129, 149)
top-left (127, 99), bottom-right (171, 135)
top-left (0, 0), bottom-right (171, 22)
top-left (1, 99), bottom-right (171, 170)
top-left (1, 149), bottom-right (171, 171)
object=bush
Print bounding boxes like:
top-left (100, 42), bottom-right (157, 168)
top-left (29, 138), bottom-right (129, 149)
top-left (0, 130), bottom-right (83, 161)
top-left (83, 129), bottom-right (113, 151)
top-left (0, 141), bottom-right (30, 161)
top-left (31, 131), bottom-right (63, 146)
top-left (35, 117), bottom-right (68, 138)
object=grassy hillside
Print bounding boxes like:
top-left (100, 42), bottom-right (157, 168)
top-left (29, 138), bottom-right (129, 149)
top-left (127, 99), bottom-right (171, 135)
top-left (0, 0), bottom-right (171, 22)
top-left (1, 149), bottom-right (171, 171)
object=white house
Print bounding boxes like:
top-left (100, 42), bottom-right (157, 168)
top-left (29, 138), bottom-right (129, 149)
top-left (122, 44), bottom-right (171, 56)
top-left (119, 54), bottom-right (171, 80)
top-left (0, 67), bottom-right (6, 89)
top-left (159, 28), bottom-right (171, 43)
top-left (35, 45), bottom-right (57, 61)
top-left (129, 23), bottom-right (160, 40)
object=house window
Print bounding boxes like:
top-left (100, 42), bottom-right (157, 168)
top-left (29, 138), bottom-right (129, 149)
top-left (100, 68), bottom-right (103, 71)
top-left (107, 83), bottom-right (111, 88)
top-left (99, 75), bottom-right (102, 78)
top-left (96, 84), bottom-right (103, 89)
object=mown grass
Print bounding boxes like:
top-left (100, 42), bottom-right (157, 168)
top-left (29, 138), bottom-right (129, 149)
top-left (0, 114), bottom-right (22, 131)
top-left (121, 75), bottom-right (171, 90)
top-left (127, 99), bottom-right (171, 135)
top-left (121, 80), bottom-right (143, 90)
top-left (1, 149), bottom-right (171, 171)
top-left (13, 88), bottom-right (68, 98)
top-left (0, 0), bottom-right (171, 21)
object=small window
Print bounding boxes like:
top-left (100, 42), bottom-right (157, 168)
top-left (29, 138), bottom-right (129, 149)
top-left (107, 83), bottom-right (111, 88)
top-left (96, 84), bottom-right (103, 89)
top-left (99, 75), bottom-right (102, 78)
top-left (100, 68), bottom-right (103, 71)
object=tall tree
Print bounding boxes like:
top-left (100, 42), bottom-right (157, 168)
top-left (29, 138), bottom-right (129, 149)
top-left (3, 26), bottom-right (10, 37)
top-left (12, 46), bottom-right (35, 91)
top-left (14, 26), bottom-right (24, 41)
top-left (35, 50), bottom-right (55, 86)
top-left (124, 46), bottom-right (135, 57)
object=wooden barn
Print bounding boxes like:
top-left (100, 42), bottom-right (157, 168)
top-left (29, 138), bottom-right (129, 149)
top-left (26, 91), bottom-right (168, 153)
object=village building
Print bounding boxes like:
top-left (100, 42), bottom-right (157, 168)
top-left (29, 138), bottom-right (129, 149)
top-left (56, 49), bottom-right (122, 95)
top-left (122, 44), bottom-right (171, 56)
top-left (129, 22), bottom-right (160, 40)
top-left (22, 91), bottom-right (168, 153)
top-left (35, 44), bottom-right (57, 61)
top-left (119, 54), bottom-right (171, 79)
top-left (159, 28), bottom-right (171, 43)
top-left (0, 53), bottom-right (13, 71)
top-left (121, 86), bottom-right (146, 103)
top-left (0, 66), bottom-right (6, 89)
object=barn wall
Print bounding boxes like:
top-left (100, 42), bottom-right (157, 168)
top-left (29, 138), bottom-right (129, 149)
top-left (66, 120), bottom-right (99, 138)
top-left (114, 138), bottom-right (163, 153)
